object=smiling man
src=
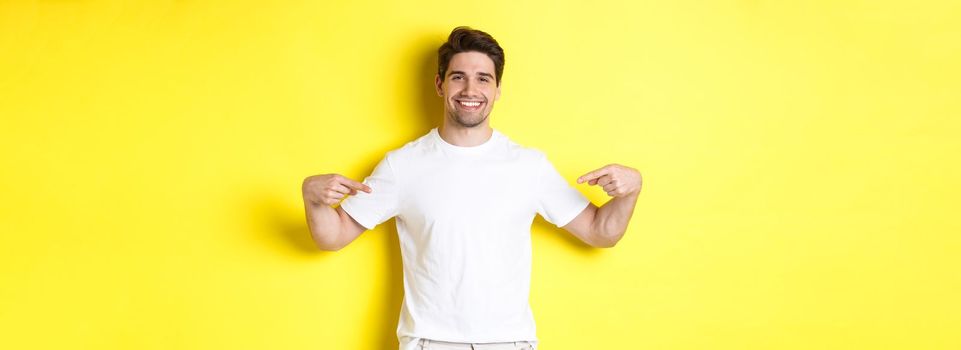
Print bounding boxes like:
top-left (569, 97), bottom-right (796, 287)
top-left (301, 26), bottom-right (642, 350)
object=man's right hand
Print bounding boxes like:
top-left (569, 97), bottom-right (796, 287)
top-left (302, 174), bottom-right (372, 207)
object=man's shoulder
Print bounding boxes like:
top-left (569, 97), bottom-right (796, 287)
top-left (496, 130), bottom-right (549, 161)
top-left (380, 129), bottom-right (438, 162)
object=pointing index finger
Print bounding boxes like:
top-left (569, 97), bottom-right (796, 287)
top-left (341, 178), bottom-right (372, 193)
top-left (577, 166), bottom-right (611, 184)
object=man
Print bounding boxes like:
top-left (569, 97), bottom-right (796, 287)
top-left (302, 26), bottom-right (642, 350)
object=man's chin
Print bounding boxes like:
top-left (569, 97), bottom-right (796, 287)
top-left (451, 113), bottom-right (488, 128)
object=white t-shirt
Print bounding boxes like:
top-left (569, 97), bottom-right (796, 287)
top-left (340, 128), bottom-right (590, 350)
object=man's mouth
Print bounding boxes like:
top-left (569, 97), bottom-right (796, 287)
top-left (456, 99), bottom-right (484, 111)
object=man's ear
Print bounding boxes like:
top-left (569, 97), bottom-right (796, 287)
top-left (435, 74), bottom-right (444, 97)
top-left (494, 83), bottom-right (501, 101)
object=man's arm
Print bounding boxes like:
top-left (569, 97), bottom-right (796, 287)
top-left (561, 164), bottom-right (642, 248)
top-left (301, 174), bottom-right (371, 251)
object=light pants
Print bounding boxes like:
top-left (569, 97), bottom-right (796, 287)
top-left (417, 338), bottom-right (535, 350)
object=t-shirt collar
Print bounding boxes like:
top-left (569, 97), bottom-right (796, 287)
top-left (431, 127), bottom-right (500, 154)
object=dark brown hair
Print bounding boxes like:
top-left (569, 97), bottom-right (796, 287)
top-left (438, 26), bottom-right (505, 86)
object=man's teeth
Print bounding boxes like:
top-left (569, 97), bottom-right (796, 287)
top-left (458, 101), bottom-right (481, 107)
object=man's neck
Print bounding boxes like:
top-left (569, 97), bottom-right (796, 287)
top-left (439, 122), bottom-right (493, 147)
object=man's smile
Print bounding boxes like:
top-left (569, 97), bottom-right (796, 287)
top-left (455, 99), bottom-right (485, 111)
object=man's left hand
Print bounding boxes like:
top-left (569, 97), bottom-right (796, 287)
top-left (577, 164), bottom-right (643, 197)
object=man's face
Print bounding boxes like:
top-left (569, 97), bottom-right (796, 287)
top-left (435, 51), bottom-right (501, 128)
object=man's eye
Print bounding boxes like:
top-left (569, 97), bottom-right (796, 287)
top-left (452, 76), bottom-right (462, 80)
top-left (480, 78), bottom-right (489, 82)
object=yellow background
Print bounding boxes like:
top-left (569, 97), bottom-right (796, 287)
top-left (1, 0), bottom-right (959, 349)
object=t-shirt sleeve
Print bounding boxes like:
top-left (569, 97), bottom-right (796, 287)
top-left (534, 153), bottom-right (591, 227)
top-left (339, 154), bottom-right (400, 230)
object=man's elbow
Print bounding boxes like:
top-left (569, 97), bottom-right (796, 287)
top-left (314, 240), bottom-right (345, 251)
top-left (591, 230), bottom-right (625, 248)
top-left (587, 219), bottom-right (623, 248)
top-left (593, 238), bottom-right (619, 248)
top-left (309, 228), bottom-right (346, 251)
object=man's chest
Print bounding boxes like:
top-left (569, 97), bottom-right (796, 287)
top-left (399, 160), bottom-right (538, 224)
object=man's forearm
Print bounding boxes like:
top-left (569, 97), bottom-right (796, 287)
top-left (303, 198), bottom-right (343, 250)
top-left (590, 191), bottom-right (639, 246)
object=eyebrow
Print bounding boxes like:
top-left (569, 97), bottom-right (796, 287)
top-left (447, 70), bottom-right (495, 79)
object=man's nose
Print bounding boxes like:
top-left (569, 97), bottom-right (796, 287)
top-left (463, 79), bottom-right (479, 95)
